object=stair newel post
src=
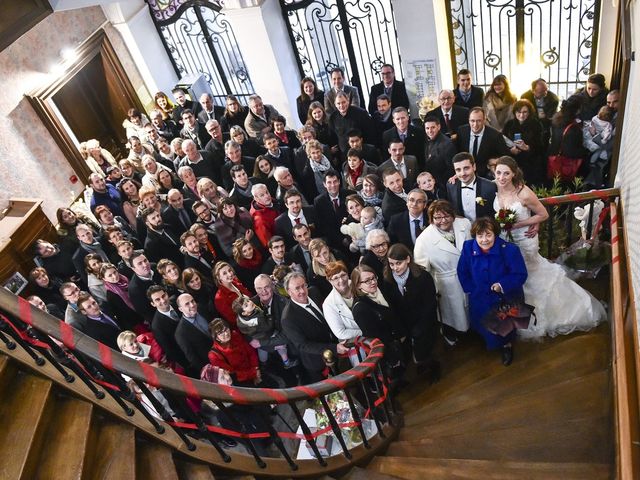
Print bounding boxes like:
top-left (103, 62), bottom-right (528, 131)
top-left (289, 401), bottom-right (327, 466)
top-left (318, 395), bottom-right (352, 459)
top-left (130, 379), bottom-right (168, 434)
top-left (323, 348), bottom-right (337, 376)
top-left (213, 400), bottom-right (267, 469)
top-left (165, 393), bottom-right (231, 462)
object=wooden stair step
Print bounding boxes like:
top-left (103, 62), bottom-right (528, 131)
top-left (404, 333), bottom-right (609, 427)
top-left (0, 354), bottom-right (17, 393)
top-left (0, 371), bottom-right (53, 480)
top-left (337, 465), bottom-right (402, 479)
top-left (82, 419), bottom-right (136, 480)
top-left (136, 441), bottom-right (179, 479)
top-left (175, 459), bottom-right (215, 480)
top-left (402, 330), bottom-right (609, 419)
top-left (34, 394), bottom-right (94, 479)
top-left (366, 456), bottom-right (611, 479)
top-left (387, 414), bottom-right (612, 463)
top-left (400, 369), bottom-right (610, 439)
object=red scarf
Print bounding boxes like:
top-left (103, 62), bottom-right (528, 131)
top-left (238, 249), bottom-right (263, 269)
top-left (349, 163), bottom-right (364, 188)
top-left (274, 130), bottom-right (288, 144)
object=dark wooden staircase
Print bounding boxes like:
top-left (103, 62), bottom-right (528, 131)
top-left (0, 324), bottom-right (614, 479)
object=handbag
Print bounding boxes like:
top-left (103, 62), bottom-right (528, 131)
top-left (482, 294), bottom-right (537, 337)
top-left (547, 122), bottom-right (583, 181)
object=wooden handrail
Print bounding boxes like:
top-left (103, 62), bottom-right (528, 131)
top-left (539, 187), bottom-right (620, 205)
top-left (0, 288), bottom-right (384, 405)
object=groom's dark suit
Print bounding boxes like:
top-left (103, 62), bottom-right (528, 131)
top-left (446, 176), bottom-right (496, 221)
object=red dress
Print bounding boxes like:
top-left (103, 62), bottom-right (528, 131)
top-left (214, 278), bottom-right (252, 327)
top-left (208, 330), bottom-right (258, 383)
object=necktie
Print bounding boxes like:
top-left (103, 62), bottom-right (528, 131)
top-left (444, 113), bottom-right (451, 131)
top-left (306, 303), bottom-right (326, 324)
top-left (472, 135), bottom-right (479, 159)
top-left (99, 313), bottom-right (120, 329)
top-left (332, 198), bottom-right (339, 211)
top-left (179, 209), bottom-right (190, 229)
top-left (413, 219), bottom-right (422, 241)
top-left (294, 217), bottom-right (301, 225)
top-left (169, 309), bottom-right (179, 321)
top-left (399, 133), bottom-right (406, 142)
top-left (396, 163), bottom-right (406, 178)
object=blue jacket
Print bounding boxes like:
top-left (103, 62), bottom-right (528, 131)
top-left (457, 237), bottom-right (528, 349)
top-left (90, 184), bottom-right (124, 217)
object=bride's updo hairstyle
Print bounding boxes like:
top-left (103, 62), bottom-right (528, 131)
top-left (495, 156), bottom-right (525, 189)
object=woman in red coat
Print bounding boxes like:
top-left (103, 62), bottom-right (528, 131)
top-left (208, 318), bottom-right (260, 386)
top-left (213, 262), bottom-right (252, 328)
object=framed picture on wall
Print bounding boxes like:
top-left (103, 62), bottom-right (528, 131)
top-left (3, 271), bottom-right (28, 295)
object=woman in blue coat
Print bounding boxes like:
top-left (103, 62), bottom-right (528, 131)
top-left (457, 218), bottom-right (528, 365)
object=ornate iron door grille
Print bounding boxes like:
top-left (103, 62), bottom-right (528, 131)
top-left (447, 0), bottom-right (601, 100)
top-left (146, 0), bottom-right (255, 105)
top-left (280, 0), bottom-right (403, 108)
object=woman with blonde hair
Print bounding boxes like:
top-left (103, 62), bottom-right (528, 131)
top-left (306, 238), bottom-right (342, 302)
top-left (82, 139), bottom-right (118, 176)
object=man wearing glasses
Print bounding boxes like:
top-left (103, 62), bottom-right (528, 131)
top-left (367, 64), bottom-right (410, 115)
top-left (427, 89), bottom-right (470, 140)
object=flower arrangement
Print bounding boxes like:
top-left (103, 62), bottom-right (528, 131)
top-left (311, 391), bottom-right (363, 453)
top-left (495, 208), bottom-right (518, 241)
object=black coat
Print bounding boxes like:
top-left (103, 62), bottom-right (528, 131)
top-left (424, 133), bottom-right (457, 187)
top-left (382, 125), bottom-right (426, 166)
top-left (313, 190), bottom-right (354, 251)
top-left (427, 105), bottom-right (470, 137)
top-left (274, 207), bottom-right (318, 249)
top-left (387, 210), bottom-right (428, 249)
top-left (297, 91), bottom-right (326, 124)
top-left (84, 314), bottom-right (123, 351)
top-left (281, 292), bottom-right (337, 377)
top-left (446, 176), bottom-right (497, 220)
top-left (128, 270), bottom-right (163, 322)
top-left (454, 86), bottom-right (485, 109)
top-left (352, 295), bottom-right (403, 345)
top-left (456, 125), bottom-right (510, 176)
top-left (329, 106), bottom-right (375, 154)
top-left (152, 309), bottom-right (190, 369)
top-left (161, 201), bottom-right (197, 236)
top-left (105, 290), bottom-right (143, 331)
top-left (367, 80), bottom-right (410, 115)
top-left (174, 317), bottom-right (213, 377)
top-left (144, 227), bottom-right (185, 268)
top-left (381, 190), bottom-right (407, 225)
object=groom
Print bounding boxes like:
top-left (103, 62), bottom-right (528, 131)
top-left (447, 152), bottom-right (496, 223)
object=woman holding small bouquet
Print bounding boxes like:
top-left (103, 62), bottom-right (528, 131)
top-left (493, 156), bottom-right (606, 338)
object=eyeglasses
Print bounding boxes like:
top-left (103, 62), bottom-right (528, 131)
top-left (381, 71), bottom-right (393, 76)
top-left (433, 215), bottom-right (453, 221)
top-left (370, 242), bottom-right (388, 249)
top-left (359, 276), bottom-right (377, 285)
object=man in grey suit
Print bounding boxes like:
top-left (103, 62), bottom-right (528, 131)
top-left (379, 139), bottom-right (418, 190)
top-left (324, 67), bottom-right (361, 116)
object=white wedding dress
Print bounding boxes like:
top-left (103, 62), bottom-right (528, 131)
top-left (494, 199), bottom-right (606, 339)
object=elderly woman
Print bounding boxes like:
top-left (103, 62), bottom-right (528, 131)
top-left (213, 261), bottom-right (253, 328)
top-left (141, 154), bottom-right (172, 189)
top-left (82, 139), bottom-right (118, 176)
top-left (197, 177), bottom-right (229, 214)
top-left (214, 197), bottom-right (257, 257)
top-left (382, 244), bottom-right (440, 381)
top-left (414, 200), bottom-right (472, 345)
top-left (351, 264), bottom-right (405, 378)
top-left (123, 108), bottom-right (151, 141)
top-left (322, 261), bottom-right (362, 341)
top-left (307, 238), bottom-right (342, 302)
top-left (483, 74), bottom-right (517, 131)
top-left (342, 148), bottom-right (377, 191)
top-left (457, 217), bottom-right (528, 365)
top-left (360, 229), bottom-right (390, 279)
top-left (229, 125), bottom-right (263, 159)
top-left (502, 99), bottom-right (545, 186)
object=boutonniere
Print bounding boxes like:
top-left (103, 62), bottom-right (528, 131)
top-left (475, 197), bottom-right (486, 206)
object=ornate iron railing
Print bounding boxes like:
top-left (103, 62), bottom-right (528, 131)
top-left (446, 0), bottom-right (601, 99)
top-left (0, 289), bottom-right (397, 476)
top-left (146, 0), bottom-right (255, 106)
top-left (280, 0), bottom-right (403, 108)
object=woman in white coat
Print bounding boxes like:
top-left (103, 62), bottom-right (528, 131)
top-left (322, 261), bottom-right (363, 365)
top-left (414, 200), bottom-right (472, 346)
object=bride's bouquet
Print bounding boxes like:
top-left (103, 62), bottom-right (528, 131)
top-left (495, 208), bottom-right (518, 242)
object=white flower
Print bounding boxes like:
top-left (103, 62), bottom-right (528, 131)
top-left (475, 197), bottom-right (486, 206)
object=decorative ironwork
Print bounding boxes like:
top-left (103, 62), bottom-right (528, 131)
top-left (146, 0), bottom-right (254, 106)
top-left (447, 0), bottom-right (601, 100)
top-left (280, 0), bottom-right (403, 108)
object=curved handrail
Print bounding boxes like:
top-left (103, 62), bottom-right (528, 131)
top-left (0, 288), bottom-right (385, 405)
top-left (538, 187), bottom-right (620, 206)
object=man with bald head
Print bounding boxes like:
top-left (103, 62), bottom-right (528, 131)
top-left (162, 188), bottom-right (196, 235)
top-left (197, 93), bottom-right (224, 124)
top-left (175, 293), bottom-right (213, 376)
top-left (427, 89), bottom-right (469, 140)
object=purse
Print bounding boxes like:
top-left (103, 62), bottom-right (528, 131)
top-left (547, 122), bottom-right (583, 181)
top-left (482, 294), bottom-right (537, 337)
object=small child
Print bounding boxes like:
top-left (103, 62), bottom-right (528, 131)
top-left (341, 206), bottom-right (384, 253)
top-left (117, 331), bottom-right (176, 419)
top-left (584, 105), bottom-right (613, 161)
top-left (417, 171), bottom-right (446, 202)
top-left (231, 295), bottom-right (297, 368)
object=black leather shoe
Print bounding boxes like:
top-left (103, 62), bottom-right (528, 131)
top-left (502, 346), bottom-right (513, 366)
top-left (219, 437), bottom-right (238, 449)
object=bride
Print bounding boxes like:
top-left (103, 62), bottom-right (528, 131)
top-left (493, 156), bottom-right (606, 338)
